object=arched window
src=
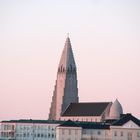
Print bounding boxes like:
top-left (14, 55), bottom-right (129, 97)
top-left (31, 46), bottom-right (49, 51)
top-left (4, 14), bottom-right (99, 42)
top-left (60, 65), bottom-right (63, 72)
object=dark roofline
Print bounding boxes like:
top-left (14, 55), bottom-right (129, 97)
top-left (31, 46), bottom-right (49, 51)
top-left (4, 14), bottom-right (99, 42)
top-left (1, 119), bottom-right (110, 129)
top-left (112, 114), bottom-right (140, 127)
top-left (1, 119), bottom-right (64, 124)
top-left (59, 120), bottom-right (80, 127)
top-left (58, 120), bottom-right (110, 129)
top-left (73, 102), bottom-right (112, 104)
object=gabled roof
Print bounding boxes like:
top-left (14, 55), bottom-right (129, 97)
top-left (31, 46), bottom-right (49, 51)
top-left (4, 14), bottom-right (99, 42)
top-left (62, 102), bottom-right (111, 116)
top-left (112, 114), bottom-right (140, 127)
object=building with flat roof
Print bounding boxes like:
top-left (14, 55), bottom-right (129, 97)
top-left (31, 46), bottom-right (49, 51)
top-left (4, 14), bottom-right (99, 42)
top-left (0, 119), bottom-right (62, 140)
top-left (1, 114), bottom-right (140, 140)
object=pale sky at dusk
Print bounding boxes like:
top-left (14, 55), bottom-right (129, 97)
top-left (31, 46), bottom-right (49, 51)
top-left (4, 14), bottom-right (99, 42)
top-left (0, 0), bottom-right (140, 121)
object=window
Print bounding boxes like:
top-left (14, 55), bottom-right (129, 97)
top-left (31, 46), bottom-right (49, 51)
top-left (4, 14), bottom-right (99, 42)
top-left (12, 125), bottom-right (14, 130)
top-left (52, 134), bottom-right (54, 138)
top-left (4, 125), bottom-right (7, 130)
top-left (137, 132), bottom-right (140, 137)
top-left (34, 133), bottom-right (36, 138)
top-left (75, 130), bottom-right (77, 135)
top-left (97, 131), bottom-right (101, 135)
top-left (114, 131), bottom-right (117, 136)
top-left (121, 131), bottom-right (123, 136)
top-left (127, 132), bottom-right (132, 140)
top-left (16, 134), bottom-right (19, 137)
top-left (23, 133), bottom-right (26, 137)
top-left (48, 133), bottom-right (50, 138)
top-left (37, 133), bottom-right (40, 137)
top-left (41, 134), bottom-right (44, 138)
top-left (62, 129), bottom-right (65, 135)
top-left (69, 129), bottom-right (71, 135)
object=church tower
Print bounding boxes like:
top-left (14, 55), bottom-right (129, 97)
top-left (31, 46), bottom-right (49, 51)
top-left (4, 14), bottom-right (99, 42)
top-left (49, 37), bottom-right (79, 120)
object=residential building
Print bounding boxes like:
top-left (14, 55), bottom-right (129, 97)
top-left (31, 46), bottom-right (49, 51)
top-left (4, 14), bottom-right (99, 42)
top-left (1, 114), bottom-right (140, 140)
top-left (0, 120), bottom-right (62, 140)
top-left (56, 114), bottom-right (140, 140)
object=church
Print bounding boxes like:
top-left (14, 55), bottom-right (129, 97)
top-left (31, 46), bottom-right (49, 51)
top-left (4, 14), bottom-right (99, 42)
top-left (49, 36), bottom-right (123, 122)
top-left (1, 37), bottom-right (140, 140)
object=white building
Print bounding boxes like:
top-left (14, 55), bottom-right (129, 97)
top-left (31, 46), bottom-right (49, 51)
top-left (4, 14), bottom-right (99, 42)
top-left (0, 120), bottom-right (61, 140)
top-left (1, 114), bottom-right (140, 140)
top-left (57, 114), bottom-right (140, 140)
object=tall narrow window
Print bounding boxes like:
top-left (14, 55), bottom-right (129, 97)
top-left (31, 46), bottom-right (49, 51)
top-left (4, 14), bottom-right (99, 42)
top-left (97, 131), bottom-right (101, 135)
top-left (114, 131), bottom-right (117, 136)
top-left (121, 131), bottom-right (123, 136)
top-left (137, 132), bottom-right (140, 137)
top-left (69, 129), bottom-right (71, 135)
top-left (62, 129), bottom-right (65, 135)
top-left (128, 132), bottom-right (132, 140)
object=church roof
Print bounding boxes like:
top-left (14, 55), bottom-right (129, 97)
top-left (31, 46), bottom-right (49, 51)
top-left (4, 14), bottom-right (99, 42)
top-left (58, 37), bottom-right (76, 71)
top-left (62, 102), bottom-right (111, 116)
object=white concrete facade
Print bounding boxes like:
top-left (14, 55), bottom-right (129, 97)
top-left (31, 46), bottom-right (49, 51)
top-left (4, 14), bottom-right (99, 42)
top-left (56, 125), bottom-right (140, 140)
top-left (56, 126), bottom-right (82, 140)
top-left (56, 114), bottom-right (140, 140)
top-left (0, 121), bottom-right (60, 140)
top-left (1, 115), bottom-right (140, 140)
top-left (110, 120), bottom-right (140, 140)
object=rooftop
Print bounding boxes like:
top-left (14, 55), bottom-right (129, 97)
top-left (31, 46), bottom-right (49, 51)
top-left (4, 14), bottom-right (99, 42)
top-left (62, 102), bottom-right (111, 116)
top-left (1, 119), bottom-right (63, 124)
top-left (112, 113), bottom-right (140, 126)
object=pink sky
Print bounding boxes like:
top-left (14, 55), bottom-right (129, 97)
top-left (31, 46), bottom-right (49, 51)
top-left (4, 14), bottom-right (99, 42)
top-left (0, 0), bottom-right (140, 120)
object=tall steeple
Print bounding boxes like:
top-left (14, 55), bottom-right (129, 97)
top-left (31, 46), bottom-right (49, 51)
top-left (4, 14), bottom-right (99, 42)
top-left (49, 37), bottom-right (79, 120)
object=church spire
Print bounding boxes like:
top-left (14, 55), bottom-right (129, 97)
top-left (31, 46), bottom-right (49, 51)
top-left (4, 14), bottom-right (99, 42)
top-left (49, 37), bottom-right (79, 120)
top-left (58, 37), bottom-right (76, 72)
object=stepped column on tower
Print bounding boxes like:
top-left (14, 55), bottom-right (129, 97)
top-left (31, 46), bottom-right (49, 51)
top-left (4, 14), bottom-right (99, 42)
top-left (49, 37), bottom-right (79, 120)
